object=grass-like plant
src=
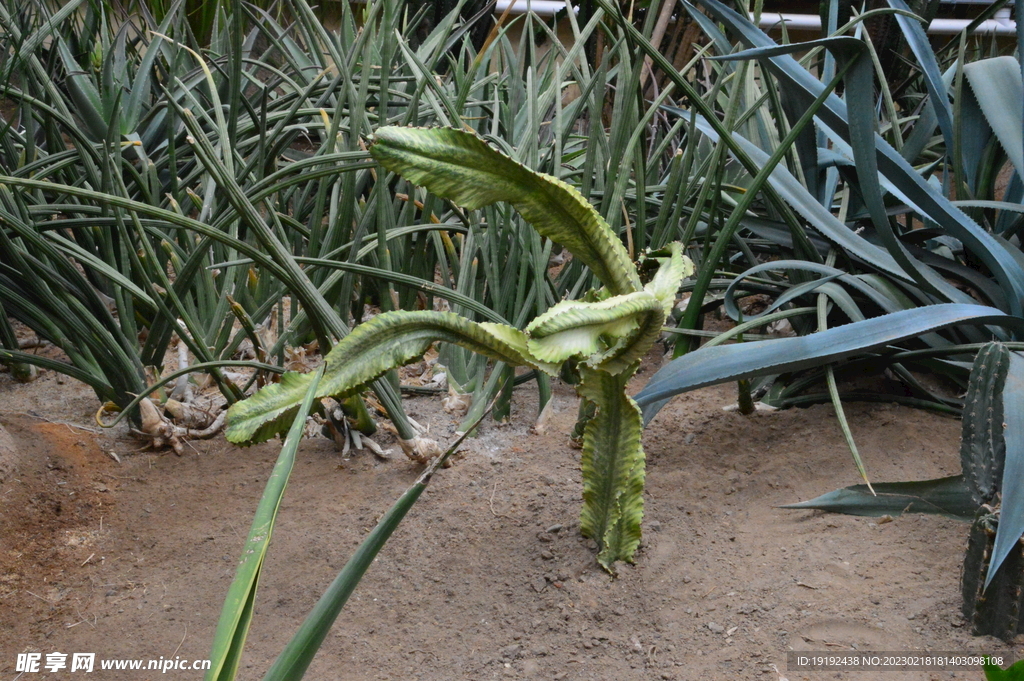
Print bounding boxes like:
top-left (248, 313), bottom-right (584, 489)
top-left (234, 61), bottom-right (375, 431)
top-left (226, 125), bottom-right (692, 570)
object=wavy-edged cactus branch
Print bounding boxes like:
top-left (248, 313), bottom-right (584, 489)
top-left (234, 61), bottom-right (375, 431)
top-left (225, 126), bottom-right (693, 570)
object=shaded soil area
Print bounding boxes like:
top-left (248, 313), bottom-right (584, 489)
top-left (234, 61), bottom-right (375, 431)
top-left (0, 357), bottom-right (1020, 680)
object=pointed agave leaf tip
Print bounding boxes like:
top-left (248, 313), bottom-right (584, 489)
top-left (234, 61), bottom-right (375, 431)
top-left (369, 126), bottom-right (641, 296)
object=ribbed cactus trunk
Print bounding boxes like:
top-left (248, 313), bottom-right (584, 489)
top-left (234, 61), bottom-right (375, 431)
top-left (959, 342), bottom-right (1024, 640)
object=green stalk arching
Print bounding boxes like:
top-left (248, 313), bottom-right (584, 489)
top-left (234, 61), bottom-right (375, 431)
top-left (225, 311), bottom-right (557, 444)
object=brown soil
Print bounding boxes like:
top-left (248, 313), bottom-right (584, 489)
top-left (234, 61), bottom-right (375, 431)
top-left (0, 355), bottom-right (1020, 681)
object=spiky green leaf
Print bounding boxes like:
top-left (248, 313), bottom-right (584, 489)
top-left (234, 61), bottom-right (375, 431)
top-left (369, 126), bottom-right (640, 296)
top-left (989, 351), bottom-right (1024, 589)
top-left (779, 476), bottom-right (976, 519)
top-left (963, 57), bottom-right (1024, 181)
top-left (636, 304), bottom-right (1024, 424)
top-left (577, 367), bottom-right (645, 571)
top-left (226, 312), bottom-right (550, 444)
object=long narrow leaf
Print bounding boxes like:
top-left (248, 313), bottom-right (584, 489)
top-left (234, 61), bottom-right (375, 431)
top-left (780, 476), bottom-right (975, 519)
top-left (635, 304), bottom-right (1024, 424)
top-left (206, 365), bottom-right (325, 681)
top-left (988, 352), bottom-right (1024, 588)
top-left (261, 407), bottom-right (489, 681)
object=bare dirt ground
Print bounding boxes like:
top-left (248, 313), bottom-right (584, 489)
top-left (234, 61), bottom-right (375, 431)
top-left (1, 352), bottom-right (1021, 681)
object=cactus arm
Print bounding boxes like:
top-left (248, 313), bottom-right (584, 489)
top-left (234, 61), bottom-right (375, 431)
top-left (577, 366), bottom-right (646, 571)
top-left (369, 126), bottom-right (641, 296)
top-left (226, 312), bottom-right (554, 444)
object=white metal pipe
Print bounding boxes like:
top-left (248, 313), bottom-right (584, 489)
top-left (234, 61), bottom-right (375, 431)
top-left (494, 0), bottom-right (577, 16)
top-left (756, 11), bottom-right (1017, 35)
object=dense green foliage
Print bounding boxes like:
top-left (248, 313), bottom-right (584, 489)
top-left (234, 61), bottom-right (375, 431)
top-left (3, 0), bottom-right (1024, 676)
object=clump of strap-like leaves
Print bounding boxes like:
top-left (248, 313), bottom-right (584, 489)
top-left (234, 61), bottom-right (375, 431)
top-left (225, 126), bottom-right (692, 570)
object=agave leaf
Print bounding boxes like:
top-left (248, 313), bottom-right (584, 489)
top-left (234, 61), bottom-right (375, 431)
top-left (54, 38), bottom-right (107, 141)
top-left (988, 351), bottom-right (1024, 589)
top-left (693, 0), bottom-right (1024, 319)
top-left (121, 12), bottom-right (175, 135)
top-left (885, 0), bottom-right (955, 154)
top-left (963, 57), bottom-right (1024, 181)
top-left (226, 312), bottom-right (552, 444)
top-left (663, 107), bottom-right (970, 305)
top-left (578, 367), bottom-right (645, 571)
top-left (369, 126), bottom-right (640, 296)
top-left (635, 304), bottom-right (1024, 424)
top-left (779, 476), bottom-right (975, 519)
top-left (524, 292), bottom-right (664, 372)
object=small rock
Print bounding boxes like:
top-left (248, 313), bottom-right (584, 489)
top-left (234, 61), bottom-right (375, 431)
top-left (682, 576), bottom-right (692, 584)
top-left (501, 644), bottom-right (522, 659)
top-left (538, 533), bottom-right (553, 543)
top-left (540, 550), bottom-right (554, 560)
top-left (707, 622), bottom-right (725, 634)
top-left (649, 520), bottom-right (662, 531)
top-left (613, 607), bottom-right (626, 616)
top-left (546, 523), bottom-right (564, 534)
top-left (532, 577), bottom-right (547, 593)
top-left (684, 433), bottom-right (696, 444)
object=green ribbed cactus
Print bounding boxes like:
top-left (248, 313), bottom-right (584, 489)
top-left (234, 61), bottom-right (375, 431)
top-left (960, 342), bottom-right (1009, 507)
top-left (960, 342), bottom-right (1024, 641)
top-left (962, 510), bottom-right (1024, 640)
top-left (226, 127), bottom-right (694, 571)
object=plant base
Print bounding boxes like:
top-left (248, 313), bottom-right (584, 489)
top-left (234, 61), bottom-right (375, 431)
top-left (961, 512), bottom-right (1024, 641)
